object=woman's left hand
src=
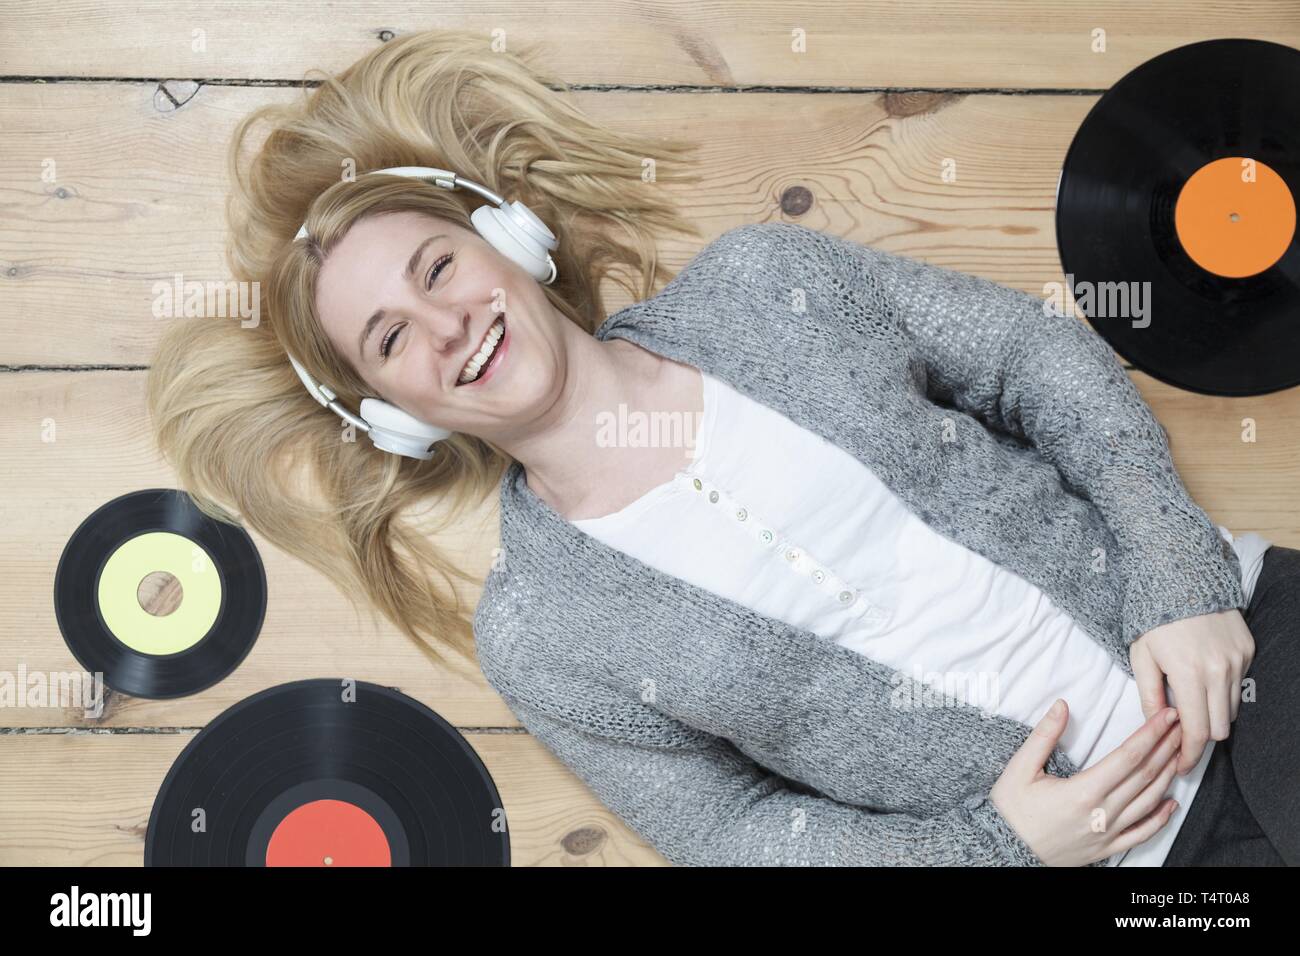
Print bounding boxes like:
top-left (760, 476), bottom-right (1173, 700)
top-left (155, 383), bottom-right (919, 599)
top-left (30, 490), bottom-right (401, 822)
top-left (1130, 609), bottom-right (1255, 776)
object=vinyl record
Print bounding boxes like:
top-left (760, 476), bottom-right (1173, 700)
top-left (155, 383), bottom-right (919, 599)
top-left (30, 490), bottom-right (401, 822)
top-left (53, 488), bottom-right (266, 699)
top-left (1055, 38), bottom-right (1300, 396)
top-left (145, 679), bottom-right (510, 866)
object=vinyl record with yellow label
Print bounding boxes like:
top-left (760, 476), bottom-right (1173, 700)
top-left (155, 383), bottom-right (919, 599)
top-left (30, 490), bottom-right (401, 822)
top-left (53, 488), bottom-right (267, 698)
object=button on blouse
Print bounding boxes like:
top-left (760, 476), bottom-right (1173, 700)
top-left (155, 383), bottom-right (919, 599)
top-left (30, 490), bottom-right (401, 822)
top-left (675, 469), bottom-right (888, 623)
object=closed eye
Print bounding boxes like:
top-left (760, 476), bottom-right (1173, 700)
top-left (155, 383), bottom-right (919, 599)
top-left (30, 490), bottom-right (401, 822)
top-left (426, 251), bottom-right (454, 290)
top-left (380, 252), bottom-right (455, 360)
top-left (379, 323), bottom-right (404, 359)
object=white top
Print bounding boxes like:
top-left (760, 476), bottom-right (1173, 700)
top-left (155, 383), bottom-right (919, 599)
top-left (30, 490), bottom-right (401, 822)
top-left (571, 369), bottom-right (1272, 867)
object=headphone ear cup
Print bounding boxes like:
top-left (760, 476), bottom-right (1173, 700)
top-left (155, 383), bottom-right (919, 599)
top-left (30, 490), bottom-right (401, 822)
top-left (471, 204), bottom-right (555, 283)
top-left (358, 398), bottom-right (453, 460)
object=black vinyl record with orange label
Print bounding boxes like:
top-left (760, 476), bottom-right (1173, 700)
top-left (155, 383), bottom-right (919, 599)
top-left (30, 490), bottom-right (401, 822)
top-left (145, 679), bottom-right (510, 866)
top-left (1055, 38), bottom-right (1300, 396)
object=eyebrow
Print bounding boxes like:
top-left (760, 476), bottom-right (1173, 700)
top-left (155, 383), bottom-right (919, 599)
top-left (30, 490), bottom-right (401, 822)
top-left (357, 234), bottom-right (448, 359)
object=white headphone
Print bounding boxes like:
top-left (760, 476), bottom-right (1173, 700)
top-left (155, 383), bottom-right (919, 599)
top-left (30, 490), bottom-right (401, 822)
top-left (287, 165), bottom-right (559, 460)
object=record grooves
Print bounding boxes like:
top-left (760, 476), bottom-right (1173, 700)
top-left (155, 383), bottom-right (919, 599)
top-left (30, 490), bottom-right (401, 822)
top-left (1055, 38), bottom-right (1300, 396)
top-left (145, 679), bottom-right (510, 866)
top-left (53, 488), bottom-right (267, 699)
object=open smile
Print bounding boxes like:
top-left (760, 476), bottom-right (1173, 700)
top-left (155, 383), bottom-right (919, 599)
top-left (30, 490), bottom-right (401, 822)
top-left (456, 314), bottom-right (507, 387)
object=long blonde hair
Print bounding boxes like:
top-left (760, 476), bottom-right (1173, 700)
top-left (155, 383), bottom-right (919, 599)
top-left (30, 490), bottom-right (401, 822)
top-left (146, 29), bottom-right (702, 673)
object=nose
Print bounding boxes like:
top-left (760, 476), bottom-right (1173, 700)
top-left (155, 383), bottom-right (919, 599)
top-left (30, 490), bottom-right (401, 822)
top-left (415, 306), bottom-right (473, 389)
top-left (421, 305), bottom-right (472, 353)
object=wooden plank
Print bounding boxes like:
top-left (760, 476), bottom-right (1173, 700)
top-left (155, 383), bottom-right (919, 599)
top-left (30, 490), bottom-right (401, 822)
top-left (1, 2), bottom-right (1297, 89)
top-left (1132, 376), bottom-right (1300, 543)
top-left (0, 731), bottom-right (669, 866)
top-left (3, 81), bottom-right (1112, 365)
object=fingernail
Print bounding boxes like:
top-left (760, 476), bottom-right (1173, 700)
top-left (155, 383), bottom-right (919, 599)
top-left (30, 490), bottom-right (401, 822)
top-left (1049, 699), bottom-right (1064, 718)
top-left (1165, 709), bottom-right (1179, 725)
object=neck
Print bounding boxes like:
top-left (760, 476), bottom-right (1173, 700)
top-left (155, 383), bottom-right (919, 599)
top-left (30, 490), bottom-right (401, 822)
top-left (487, 320), bottom-right (678, 516)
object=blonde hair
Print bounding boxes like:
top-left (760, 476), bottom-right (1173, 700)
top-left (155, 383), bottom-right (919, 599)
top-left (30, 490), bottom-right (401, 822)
top-left (146, 29), bottom-right (702, 673)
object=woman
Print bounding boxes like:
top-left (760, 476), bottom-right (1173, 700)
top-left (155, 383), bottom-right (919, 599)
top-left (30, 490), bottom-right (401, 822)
top-left (146, 29), bottom-right (1295, 866)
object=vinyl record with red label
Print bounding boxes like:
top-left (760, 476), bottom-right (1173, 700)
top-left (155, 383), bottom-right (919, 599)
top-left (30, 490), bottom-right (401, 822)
top-left (1055, 38), bottom-right (1300, 396)
top-left (145, 679), bottom-right (510, 866)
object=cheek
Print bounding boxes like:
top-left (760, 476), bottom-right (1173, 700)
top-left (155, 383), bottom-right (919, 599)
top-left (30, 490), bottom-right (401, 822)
top-left (394, 362), bottom-right (435, 403)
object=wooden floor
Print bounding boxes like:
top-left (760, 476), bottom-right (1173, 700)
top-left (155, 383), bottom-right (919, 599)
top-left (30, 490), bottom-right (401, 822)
top-left (2, 2), bottom-right (1298, 866)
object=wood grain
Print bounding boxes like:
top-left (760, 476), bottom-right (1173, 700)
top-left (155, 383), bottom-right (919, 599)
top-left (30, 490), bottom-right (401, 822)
top-left (1, 1), bottom-right (1297, 88)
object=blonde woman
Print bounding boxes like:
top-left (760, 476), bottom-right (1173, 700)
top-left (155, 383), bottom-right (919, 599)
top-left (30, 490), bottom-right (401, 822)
top-left (148, 29), bottom-right (1296, 867)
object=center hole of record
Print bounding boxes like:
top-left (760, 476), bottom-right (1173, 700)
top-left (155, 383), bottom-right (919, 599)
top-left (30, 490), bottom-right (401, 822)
top-left (136, 570), bottom-right (183, 617)
top-left (1230, 211), bottom-right (1240, 222)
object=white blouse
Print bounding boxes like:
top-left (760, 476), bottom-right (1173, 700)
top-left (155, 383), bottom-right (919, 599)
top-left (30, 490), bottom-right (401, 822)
top-left (571, 369), bottom-right (1271, 867)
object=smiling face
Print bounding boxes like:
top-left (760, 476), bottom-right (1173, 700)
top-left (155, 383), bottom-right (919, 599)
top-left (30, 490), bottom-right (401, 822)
top-left (312, 209), bottom-right (569, 439)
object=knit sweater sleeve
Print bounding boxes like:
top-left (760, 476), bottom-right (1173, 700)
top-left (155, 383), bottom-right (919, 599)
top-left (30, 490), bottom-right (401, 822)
top-left (504, 691), bottom-right (1081, 867)
top-left (766, 222), bottom-right (1246, 647)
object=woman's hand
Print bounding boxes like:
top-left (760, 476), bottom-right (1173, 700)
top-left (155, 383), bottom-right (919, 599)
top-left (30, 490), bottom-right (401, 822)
top-left (989, 700), bottom-right (1183, 866)
top-left (1130, 608), bottom-right (1254, 775)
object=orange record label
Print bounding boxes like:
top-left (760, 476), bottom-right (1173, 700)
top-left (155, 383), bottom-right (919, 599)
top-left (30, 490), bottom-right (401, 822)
top-left (1175, 156), bottom-right (1296, 278)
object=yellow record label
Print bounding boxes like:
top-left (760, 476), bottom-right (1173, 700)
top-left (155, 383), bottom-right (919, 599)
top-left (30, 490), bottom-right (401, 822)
top-left (97, 531), bottom-right (222, 655)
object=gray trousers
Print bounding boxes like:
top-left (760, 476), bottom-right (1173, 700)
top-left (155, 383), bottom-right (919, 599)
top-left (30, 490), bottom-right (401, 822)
top-left (1163, 544), bottom-right (1300, 866)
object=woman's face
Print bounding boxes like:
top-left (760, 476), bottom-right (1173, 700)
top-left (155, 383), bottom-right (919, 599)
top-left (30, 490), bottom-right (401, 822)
top-left (313, 209), bottom-right (565, 438)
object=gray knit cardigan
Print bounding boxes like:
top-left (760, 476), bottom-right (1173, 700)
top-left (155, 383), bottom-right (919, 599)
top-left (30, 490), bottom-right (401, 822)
top-left (472, 222), bottom-right (1246, 866)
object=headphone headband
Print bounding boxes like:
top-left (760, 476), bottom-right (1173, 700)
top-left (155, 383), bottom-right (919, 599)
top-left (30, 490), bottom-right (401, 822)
top-left (291, 166), bottom-right (509, 241)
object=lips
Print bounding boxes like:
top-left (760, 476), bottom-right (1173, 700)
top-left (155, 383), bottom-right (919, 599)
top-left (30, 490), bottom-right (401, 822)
top-left (455, 314), bottom-right (505, 387)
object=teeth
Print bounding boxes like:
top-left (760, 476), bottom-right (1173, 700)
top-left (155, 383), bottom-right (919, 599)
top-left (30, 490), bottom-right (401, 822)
top-left (458, 316), bottom-right (505, 384)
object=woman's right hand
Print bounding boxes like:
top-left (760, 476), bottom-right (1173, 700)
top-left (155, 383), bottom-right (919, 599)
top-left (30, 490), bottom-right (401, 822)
top-left (989, 699), bottom-right (1184, 867)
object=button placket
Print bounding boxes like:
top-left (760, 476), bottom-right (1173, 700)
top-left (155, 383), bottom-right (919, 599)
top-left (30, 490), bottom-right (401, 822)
top-left (683, 471), bottom-right (884, 621)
